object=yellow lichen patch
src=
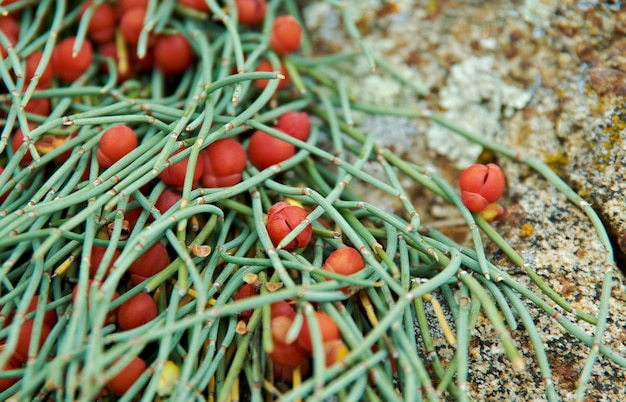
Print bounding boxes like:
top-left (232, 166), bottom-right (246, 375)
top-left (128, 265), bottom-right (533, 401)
top-left (519, 223), bottom-right (535, 238)
top-left (543, 151), bottom-right (568, 173)
top-left (603, 113), bottom-right (625, 148)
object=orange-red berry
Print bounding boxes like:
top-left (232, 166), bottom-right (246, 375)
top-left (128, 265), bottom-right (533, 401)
top-left (247, 130), bottom-right (295, 170)
top-left (117, 293), bottom-right (158, 330)
top-left (296, 311), bottom-right (340, 353)
top-left (200, 138), bottom-right (247, 188)
top-left (265, 201), bottom-right (312, 250)
top-left (254, 59), bottom-right (290, 90)
top-left (269, 15), bottom-right (302, 55)
top-left (276, 111), bottom-right (311, 142)
top-left (97, 124), bottom-right (138, 168)
top-left (458, 163), bottom-right (506, 213)
top-left (235, 0), bottom-right (267, 26)
top-left (106, 356), bottom-right (146, 395)
top-left (51, 36), bottom-right (94, 83)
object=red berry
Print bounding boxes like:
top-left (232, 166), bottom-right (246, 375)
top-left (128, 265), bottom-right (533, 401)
top-left (89, 245), bottom-right (122, 278)
top-left (117, 293), bottom-right (158, 330)
top-left (98, 41), bottom-right (134, 82)
top-left (254, 59), bottom-right (290, 90)
top-left (247, 130), bottom-right (295, 170)
top-left (11, 123), bottom-right (38, 166)
top-left (158, 148), bottom-right (205, 189)
top-left (267, 315), bottom-right (307, 367)
top-left (0, 356), bottom-right (21, 392)
top-left (23, 97), bottom-right (51, 116)
top-left (200, 138), bottom-right (247, 188)
top-left (25, 51), bottom-right (55, 88)
top-left (154, 33), bottom-right (194, 75)
top-left (80, 1), bottom-right (116, 43)
top-left (269, 15), bottom-right (302, 56)
top-left (265, 201), bottom-right (312, 250)
top-left (232, 283), bottom-right (257, 320)
top-left (25, 296), bottom-right (58, 330)
top-left (276, 111), bottom-right (311, 142)
top-left (270, 300), bottom-right (296, 319)
top-left (0, 17), bottom-right (19, 59)
top-left (322, 247), bottom-right (364, 277)
top-left (96, 124), bottom-right (139, 168)
top-left (458, 163), bottom-right (506, 213)
top-left (51, 37), bottom-right (94, 83)
top-left (154, 188), bottom-right (182, 214)
top-left (128, 241), bottom-right (170, 285)
top-left (235, 0), bottom-right (267, 25)
top-left (323, 339), bottom-right (349, 367)
top-left (178, 0), bottom-right (210, 12)
top-left (14, 320), bottom-right (51, 362)
top-left (296, 311), bottom-right (340, 353)
top-left (115, 0), bottom-right (148, 19)
top-left (106, 356), bottom-right (146, 396)
top-left (120, 7), bottom-right (147, 46)
top-left (71, 279), bottom-right (120, 324)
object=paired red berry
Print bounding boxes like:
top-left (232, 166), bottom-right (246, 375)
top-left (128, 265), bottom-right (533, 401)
top-left (128, 241), bottom-right (170, 285)
top-left (80, 1), bottom-right (116, 43)
top-left (117, 293), bottom-right (158, 330)
top-left (154, 33), bottom-right (194, 75)
top-left (276, 111), bottom-right (311, 142)
top-left (200, 138), bottom-right (247, 188)
top-left (159, 148), bottom-right (205, 189)
top-left (106, 356), bottom-right (146, 395)
top-left (247, 129), bottom-right (295, 170)
top-left (267, 315), bottom-right (308, 367)
top-left (269, 15), bottom-right (302, 55)
top-left (296, 311), bottom-right (340, 353)
top-left (265, 201), bottom-right (312, 250)
top-left (51, 36), bottom-right (94, 83)
top-left (97, 124), bottom-right (139, 168)
top-left (458, 163), bottom-right (506, 213)
top-left (235, 0), bottom-right (267, 26)
top-left (254, 59), bottom-right (290, 91)
top-left (322, 246), bottom-right (365, 292)
top-left (89, 245), bottom-right (121, 278)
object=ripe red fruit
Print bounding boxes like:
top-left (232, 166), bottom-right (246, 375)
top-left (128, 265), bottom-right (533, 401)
top-left (117, 293), bottom-right (158, 330)
top-left (71, 279), bottom-right (120, 324)
top-left (0, 356), bottom-right (21, 391)
top-left (322, 247), bottom-right (364, 277)
top-left (25, 296), bottom-right (58, 330)
top-left (265, 201), bottom-right (312, 250)
top-left (247, 130), bottom-right (295, 170)
top-left (269, 15), bottom-right (302, 56)
top-left (120, 7), bottom-right (148, 46)
top-left (154, 33), bottom-right (194, 75)
top-left (158, 148), bottom-right (205, 189)
top-left (89, 245), bottom-right (122, 278)
top-left (96, 124), bottom-right (138, 168)
top-left (200, 138), bottom-right (247, 188)
top-left (154, 188), bottom-right (182, 214)
top-left (128, 241), bottom-right (170, 285)
top-left (276, 111), bottom-right (311, 142)
top-left (25, 51), bottom-right (55, 88)
top-left (0, 17), bottom-right (19, 59)
top-left (80, 1), bottom-right (116, 43)
top-left (11, 123), bottom-right (37, 166)
top-left (115, 0), bottom-right (148, 19)
top-left (235, 0), bottom-right (267, 26)
top-left (23, 97), bottom-right (51, 116)
top-left (267, 315), bottom-right (307, 367)
top-left (51, 36), bottom-right (94, 83)
top-left (254, 59), bottom-right (290, 91)
top-left (270, 300), bottom-right (296, 319)
top-left (232, 283), bottom-right (257, 320)
top-left (106, 356), bottom-right (146, 395)
top-left (14, 319), bottom-right (51, 362)
top-left (458, 163), bottom-right (506, 213)
top-left (296, 311), bottom-right (340, 353)
top-left (178, 0), bottom-right (210, 12)
top-left (323, 339), bottom-right (349, 367)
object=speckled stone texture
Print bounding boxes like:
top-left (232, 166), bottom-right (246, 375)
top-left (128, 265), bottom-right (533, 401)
top-left (303, 0), bottom-right (626, 400)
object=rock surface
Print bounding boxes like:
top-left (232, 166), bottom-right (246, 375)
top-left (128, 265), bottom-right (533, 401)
top-left (304, 0), bottom-right (626, 400)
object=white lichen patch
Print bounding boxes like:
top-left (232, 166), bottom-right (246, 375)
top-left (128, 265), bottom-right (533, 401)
top-left (426, 56), bottom-right (532, 168)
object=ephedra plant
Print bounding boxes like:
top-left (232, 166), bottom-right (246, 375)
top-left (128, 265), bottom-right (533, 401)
top-left (0, 0), bottom-right (623, 401)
